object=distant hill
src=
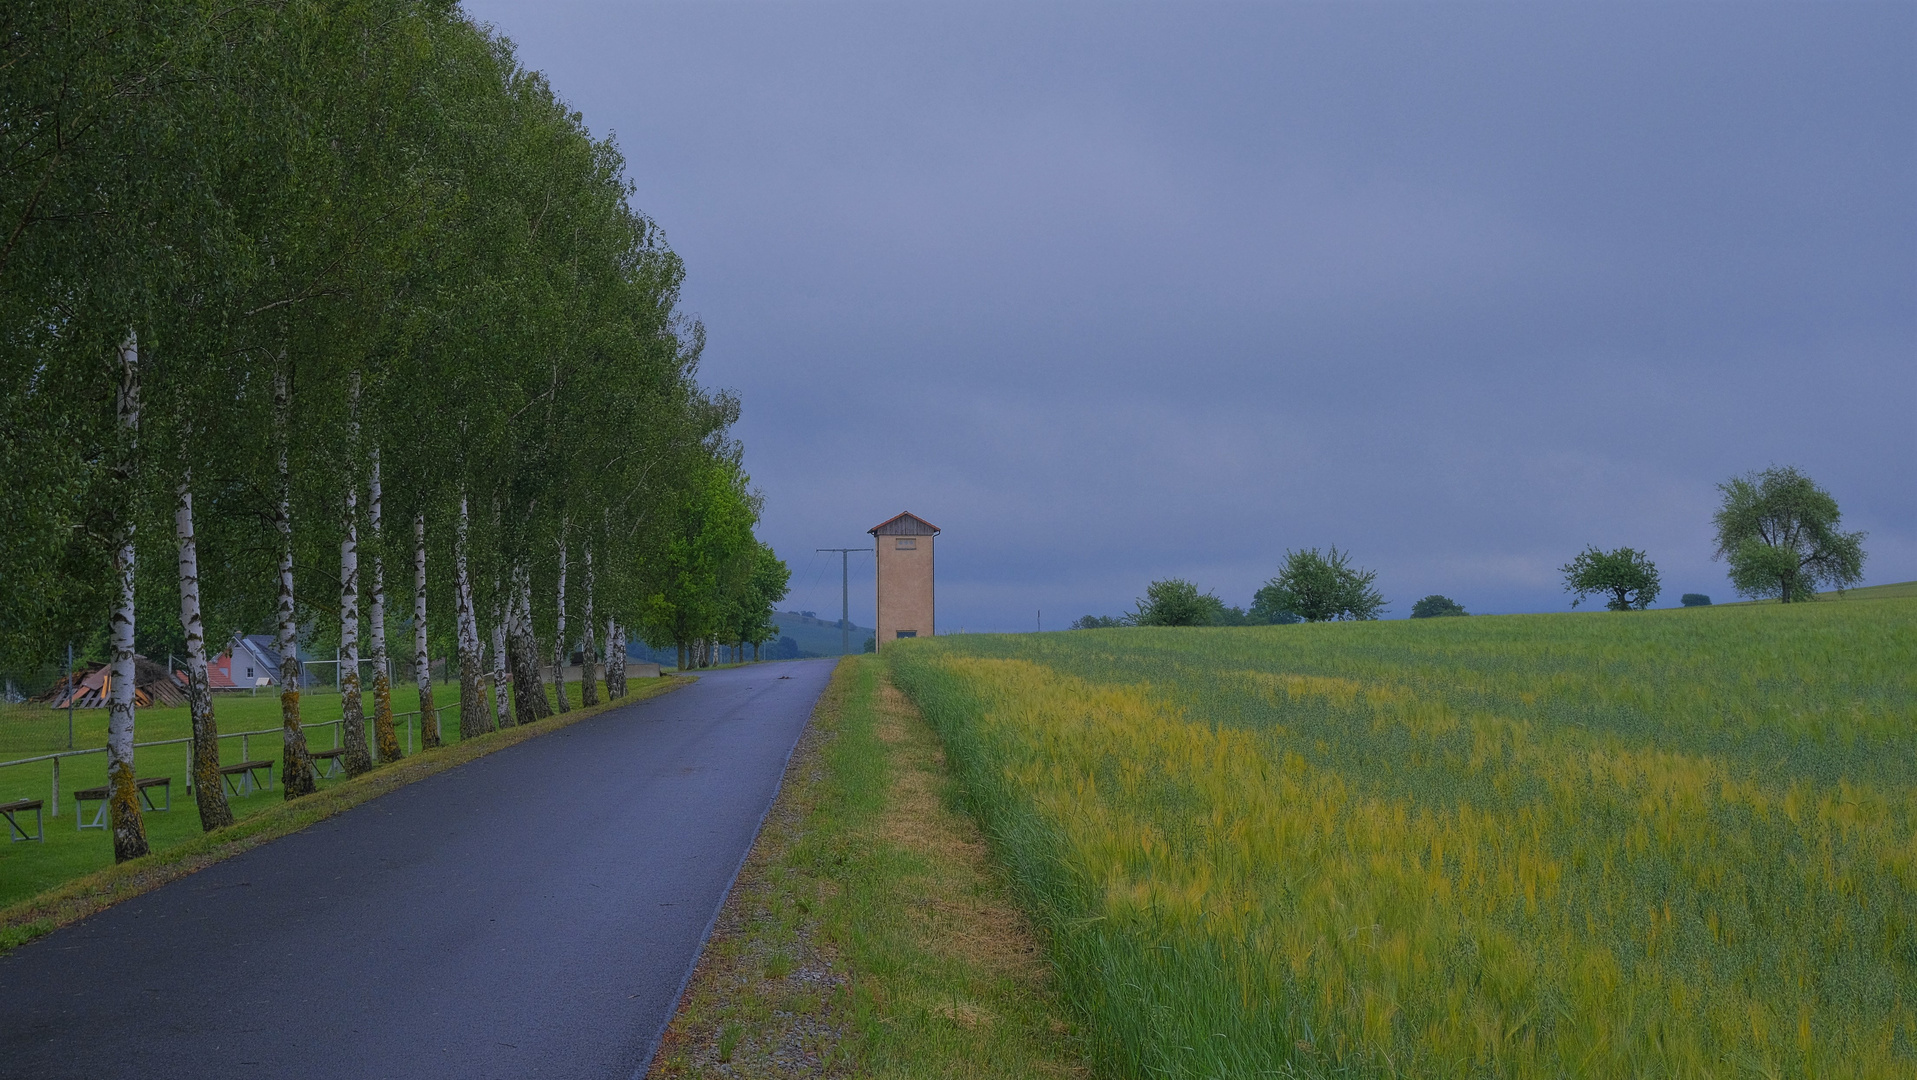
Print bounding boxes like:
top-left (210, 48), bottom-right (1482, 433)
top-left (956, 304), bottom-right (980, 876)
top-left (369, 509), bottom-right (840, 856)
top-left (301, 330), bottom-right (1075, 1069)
top-left (1716, 579), bottom-right (1916, 605)
top-left (774, 611), bottom-right (876, 657)
top-left (1829, 579), bottom-right (1917, 601)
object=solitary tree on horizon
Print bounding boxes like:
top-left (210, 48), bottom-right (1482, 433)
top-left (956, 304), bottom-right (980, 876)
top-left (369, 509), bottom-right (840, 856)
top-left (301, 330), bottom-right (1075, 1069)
top-left (1562, 546), bottom-right (1661, 611)
top-left (1713, 466), bottom-right (1865, 603)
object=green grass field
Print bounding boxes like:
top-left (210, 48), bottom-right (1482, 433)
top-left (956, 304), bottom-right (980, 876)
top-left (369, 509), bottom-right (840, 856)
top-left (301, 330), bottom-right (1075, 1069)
top-left (887, 599), bottom-right (1917, 1078)
top-left (0, 679), bottom-right (583, 908)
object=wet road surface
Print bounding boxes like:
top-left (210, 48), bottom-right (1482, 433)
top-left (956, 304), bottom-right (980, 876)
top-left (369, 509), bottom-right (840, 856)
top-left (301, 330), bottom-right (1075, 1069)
top-left (0, 659), bottom-right (837, 1079)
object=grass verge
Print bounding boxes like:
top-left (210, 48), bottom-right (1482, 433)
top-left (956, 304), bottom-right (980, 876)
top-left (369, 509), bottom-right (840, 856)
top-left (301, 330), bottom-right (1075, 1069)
top-left (648, 656), bottom-right (1086, 1079)
top-left (0, 675), bottom-right (688, 955)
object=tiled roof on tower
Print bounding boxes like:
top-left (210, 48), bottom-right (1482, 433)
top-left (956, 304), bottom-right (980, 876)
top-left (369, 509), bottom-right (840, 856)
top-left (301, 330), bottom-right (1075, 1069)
top-left (868, 512), bottom-right (940, 537)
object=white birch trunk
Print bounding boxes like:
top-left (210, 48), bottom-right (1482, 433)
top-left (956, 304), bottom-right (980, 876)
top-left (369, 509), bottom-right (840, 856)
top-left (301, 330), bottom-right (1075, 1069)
top-left (339, 373), bottom-right (370, 776)
top-left (579, 543), bottom-right (599, 707)
top-left (507, 562), bottom-right (551, 722)
top-left (619, 624), bottom-right (630, 690)
top-left (275, 364), bottom-right (316, 797)
top-left (106, 330), bottom-right (149, 862)
top-left (367, 450), bottom-right (400, 761)
top-left (609, 619), bottom-right (628, 698)
top-left (552, 531), bottom-right (569, 713)
top-left (414, 511), bottom-right (440, 748)
top-left (176, 468), bottom-right (232, 831)
top-left (454, 493), bottom-right (488, 739)
top-left (607, 617), bottom-right (620, 696)
top-left (491, 573), bottom-right (512, 729)
top-left (339, 483), bottom-right (368, 773)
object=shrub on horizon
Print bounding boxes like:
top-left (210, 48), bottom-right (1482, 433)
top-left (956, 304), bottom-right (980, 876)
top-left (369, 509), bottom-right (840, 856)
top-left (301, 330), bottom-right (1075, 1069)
top-left (1131, 579), bottom-right (1226, 627)
top-left (1410, 595), bottom-right (1468, 618)
top-left (1254, 547), bottom-right (1386, 622)
top-left (1681, 593), bottom-right (1712, 607)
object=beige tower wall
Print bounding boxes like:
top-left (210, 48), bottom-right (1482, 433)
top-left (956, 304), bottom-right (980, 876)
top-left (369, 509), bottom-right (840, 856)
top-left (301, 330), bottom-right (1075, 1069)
top-left (874, 534), bottom-right (934, 648)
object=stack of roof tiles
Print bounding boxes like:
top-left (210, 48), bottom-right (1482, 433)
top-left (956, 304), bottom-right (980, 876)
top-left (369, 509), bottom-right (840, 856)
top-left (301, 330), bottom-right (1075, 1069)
top-left (36, 657), bottom-right (189, 709)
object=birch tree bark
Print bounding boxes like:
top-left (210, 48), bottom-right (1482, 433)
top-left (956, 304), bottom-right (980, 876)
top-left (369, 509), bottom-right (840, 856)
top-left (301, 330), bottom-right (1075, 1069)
top-left (338, 483), bottom-right (370, 774)
top-left (454, 493), bottom-right (489, 740)
top-left (107, 332), bottom-right (149, 862)
top-left (608, 618), bottom-right (627, 699)
top-left (525, 567), bottom-right (553, 716)
top-left (618, 623), bottom-right (630, 693)
top-left (367, 450), bottom-right (401, 761)
top-left (338, 374), bottom-right (371, 777)
top-left (578, 543), bottom-right (599, 707)
top-left (276, 366), bottom-right (317, 798)
top-left (175, 467), bottom-right (233, 831)
top-left (507, 562), bottom-right (552, 723)
top-left (552, 531), bottom-right (569, 713)
top-left (490, 571), bottom-right (514, 729)
top-left (414, 510), bottom-right (440, 749)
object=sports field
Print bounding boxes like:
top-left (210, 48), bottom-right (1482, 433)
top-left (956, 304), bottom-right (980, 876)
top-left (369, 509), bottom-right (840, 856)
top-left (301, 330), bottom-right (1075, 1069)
top-left (888, 597), bottom-right (1917, 1078)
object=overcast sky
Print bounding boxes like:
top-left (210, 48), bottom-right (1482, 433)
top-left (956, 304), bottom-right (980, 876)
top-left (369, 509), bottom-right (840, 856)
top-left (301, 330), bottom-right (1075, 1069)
top-left (463, 0), bottom-right (1913, 631)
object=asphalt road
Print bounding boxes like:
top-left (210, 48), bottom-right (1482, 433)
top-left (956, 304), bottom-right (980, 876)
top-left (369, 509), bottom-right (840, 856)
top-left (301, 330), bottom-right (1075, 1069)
top-left (0, 659), bottom-right (837, 1080)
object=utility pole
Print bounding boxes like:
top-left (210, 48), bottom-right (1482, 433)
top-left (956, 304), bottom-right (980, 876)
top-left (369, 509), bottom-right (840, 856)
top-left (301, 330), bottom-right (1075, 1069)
top-left (816, 547), bottom-right (873, 656)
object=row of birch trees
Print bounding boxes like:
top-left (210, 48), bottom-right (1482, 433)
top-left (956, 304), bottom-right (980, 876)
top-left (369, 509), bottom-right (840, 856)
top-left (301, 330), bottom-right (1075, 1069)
top-left (1, 1), bottom-right (787, 862)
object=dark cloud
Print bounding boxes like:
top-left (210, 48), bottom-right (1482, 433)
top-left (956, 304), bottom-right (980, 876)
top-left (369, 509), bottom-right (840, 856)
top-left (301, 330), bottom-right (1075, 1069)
top-left (464, 1), bottom-right (1915, 628)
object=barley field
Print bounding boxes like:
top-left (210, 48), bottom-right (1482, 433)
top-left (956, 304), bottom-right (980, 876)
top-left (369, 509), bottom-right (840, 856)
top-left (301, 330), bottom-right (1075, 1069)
top-left (887, 598), bottom-right (1917, 1078)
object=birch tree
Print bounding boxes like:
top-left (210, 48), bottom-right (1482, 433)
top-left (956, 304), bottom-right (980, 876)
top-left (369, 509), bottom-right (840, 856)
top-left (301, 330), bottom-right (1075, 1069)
top-left (275, 364), bottom-right (318, 799)
top-left (174, 461), bottom-right (234, 831)
top-left (607, 619), bottom-right (627, 697)
top-left (105, 332), bottom-right (150, 861)
top-left (366, 449), bottom-right (401, 761)
top-left (338, 374), bottom-right (371, 776)
top-left (552, 532), bottom-right (570, 714)
top-left (413, 511), bottom-right (440, 748)
top-left (491, 570), bottom-right (513, 730)
top-left (455, 493), bottom-right (489, 740)
top-left (508, 564), bottom-right (552, 724)
top-left (579, 543), bottom-right (599, 706)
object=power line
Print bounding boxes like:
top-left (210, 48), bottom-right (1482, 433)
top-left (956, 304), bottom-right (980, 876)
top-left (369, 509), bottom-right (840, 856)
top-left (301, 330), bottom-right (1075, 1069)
top-left (799, 548), bottom-right (829, 595)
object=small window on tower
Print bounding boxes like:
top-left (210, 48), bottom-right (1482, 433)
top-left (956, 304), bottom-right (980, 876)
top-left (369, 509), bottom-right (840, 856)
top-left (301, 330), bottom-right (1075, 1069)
top-left (896, 537), bottom-right (916, 549)
top-left (896, 630), bottom-right (917, 638)
top-left (246, 667), bottom-right (255, 679)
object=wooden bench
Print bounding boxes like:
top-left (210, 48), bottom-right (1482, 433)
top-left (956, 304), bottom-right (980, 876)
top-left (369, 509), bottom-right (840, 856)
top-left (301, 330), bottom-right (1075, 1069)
top-left (310, 748), bottom-right (348, 780)
top-left (1, 799), bottom-right (42, 842)
top-left (219, 759), bottom-right (276, 797)
top-left (73, 777), bottom-right (170, 830)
